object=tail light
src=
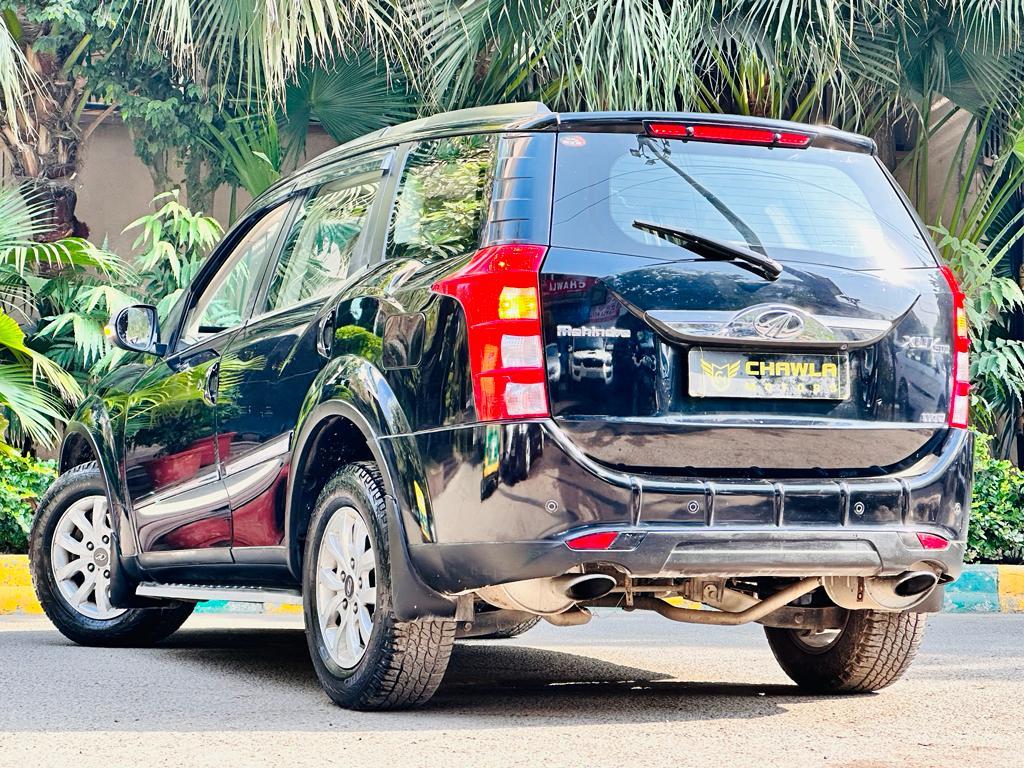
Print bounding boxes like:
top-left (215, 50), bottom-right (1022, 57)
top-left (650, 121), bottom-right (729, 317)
top-left (645, 121), bottom-right (812, 148)
top-left (432, 244), bottom-right (549, 421)
top-left (917, 532), bottom-right (950, 550)
top-left (940, 266), bottom-right (970, 428)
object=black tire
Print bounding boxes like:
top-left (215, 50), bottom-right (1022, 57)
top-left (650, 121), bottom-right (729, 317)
top-left (462, 614), bottom-right (544, 643)
top-left (765, 609), bottom-right (926, 693)
top-left (303, 461), bottom-right (456, 710)
top-left (29, 462), bottom-right (195, 647)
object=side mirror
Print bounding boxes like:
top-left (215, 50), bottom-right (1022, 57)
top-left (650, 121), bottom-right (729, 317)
top-left (106, 304), bottom-right (165, 355)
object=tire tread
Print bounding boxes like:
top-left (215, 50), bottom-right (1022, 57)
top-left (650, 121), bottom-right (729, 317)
top-left (307, 461), bottom-right (455, 710)
top-left (766, 608), bottom-right (926, 693)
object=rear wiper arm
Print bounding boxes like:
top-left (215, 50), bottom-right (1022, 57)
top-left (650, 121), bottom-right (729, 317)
top-left (632, 220), bottom-right (783, 281)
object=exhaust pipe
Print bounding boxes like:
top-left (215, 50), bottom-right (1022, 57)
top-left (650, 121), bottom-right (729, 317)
top-left (477, 573), bottom-right (617, 615)
top-left (564, 574), bottom-right (617, 601)
top-left (894, 571), bottom-right (939, 598)
top-left (544, 607), bottom-right (593, 626)
top-left (824, 571), bottom-right (939, 612)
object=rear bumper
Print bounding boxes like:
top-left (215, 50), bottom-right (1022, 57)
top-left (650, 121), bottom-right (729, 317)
top-left (393, 422), bottom-right (972, 594)
top-left (411, 529), bottom-right (967, 593)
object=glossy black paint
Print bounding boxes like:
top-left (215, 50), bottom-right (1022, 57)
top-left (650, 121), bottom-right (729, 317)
top-left (56, 106), bottom-right (972, 620)
top-left (540, 248), bottom-right (952, 471)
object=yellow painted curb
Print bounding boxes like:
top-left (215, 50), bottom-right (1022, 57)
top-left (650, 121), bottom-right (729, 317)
top-left (997, 565), bottom-right (1024, 613)
top-left (0, 586), bottom-right (42, 614)
top-left (0, 556), bottom-right (41, 613)
top-left (663, 597), bottom-right (703, 610)
top-left (0, 555), bottom-right (32, 587)
top-left (264, 602), bottom-right (303, 615)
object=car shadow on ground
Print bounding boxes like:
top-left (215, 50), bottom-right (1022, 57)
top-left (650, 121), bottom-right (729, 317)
top-left (9, 625), bottom-right (852, 729)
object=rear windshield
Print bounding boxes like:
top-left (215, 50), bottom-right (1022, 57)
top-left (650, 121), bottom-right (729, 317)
top-left (551, 132), bottom-right (934, 269)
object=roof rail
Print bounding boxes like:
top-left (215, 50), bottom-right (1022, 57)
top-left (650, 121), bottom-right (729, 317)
top-left (297, 101), bottom-right (554, 174)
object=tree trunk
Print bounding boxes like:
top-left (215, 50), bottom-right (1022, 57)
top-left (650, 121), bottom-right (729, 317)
top-left (0, 18), bottom-right (87, 241)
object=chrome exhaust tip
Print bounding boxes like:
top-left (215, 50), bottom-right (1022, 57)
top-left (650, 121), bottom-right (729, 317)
top-left (894, 571), bottom-right (939, 598)
top-left (564, 574), bottom-right (617, 601)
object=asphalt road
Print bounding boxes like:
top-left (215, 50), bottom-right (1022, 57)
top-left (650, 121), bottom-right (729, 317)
top-left (0, 611), bottom-right (1020, 768)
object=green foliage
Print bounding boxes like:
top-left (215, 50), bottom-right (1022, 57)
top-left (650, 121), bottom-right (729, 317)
top-left (282, 56), bottom-right (417, 165)
top-left (204, 116), bottom-right (282, 198)
top-left (0, 448), bottom-right (55, 554)
top-left (333, 325), bottom-right (382, 362)
top-left (124, 190), bottom-right (224, 316)
top-left (932, 122), bottom-right (1024, 443)
top-left (969, 432), bottom-right (1024, 564)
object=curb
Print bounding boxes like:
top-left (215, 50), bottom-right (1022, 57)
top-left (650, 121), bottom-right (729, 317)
top-left (1, 554), bottom-right (1022, 616)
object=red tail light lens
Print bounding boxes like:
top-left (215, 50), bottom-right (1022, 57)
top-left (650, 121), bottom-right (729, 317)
top-left (565, 531), bottom-right (620, 551)
top-left (432, 244), bottom-right (550, 421)
top-left (646, 122), bottom-right (812, 148)
top-left (940, 266), bottom-right (970, 428)
top-left (917, 532), bottom-right (950, 550)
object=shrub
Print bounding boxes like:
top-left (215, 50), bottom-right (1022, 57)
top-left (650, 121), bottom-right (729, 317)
top-left (968, 433), bottom-right (1024, 564)
top-left (0, 450), bottom-right (56, 554)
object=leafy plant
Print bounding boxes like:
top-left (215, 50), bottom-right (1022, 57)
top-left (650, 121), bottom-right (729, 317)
top-left (0, 447), bottom-right (55, 554)
top-left (124, 190), bottom-right (224, 316)
top-left (968, 432), bottom-right (1024, 564)
top-left (932, 121), bottom-right (1024, 446)
top-left (282, 57), bottom-right (416, 166)
top-left (205, 116), bottom-right (282, 200)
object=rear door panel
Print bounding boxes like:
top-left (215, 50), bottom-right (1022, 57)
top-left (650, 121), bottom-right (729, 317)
top-left (541, 247), bottom-right (951, 473)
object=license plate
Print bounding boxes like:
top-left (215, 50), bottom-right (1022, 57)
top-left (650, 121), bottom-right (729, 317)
top-left (688, 348), bottom-right (850, 400)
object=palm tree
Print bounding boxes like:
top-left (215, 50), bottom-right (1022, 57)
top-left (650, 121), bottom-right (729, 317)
top-left (0, 6), bottom-right (117, 242)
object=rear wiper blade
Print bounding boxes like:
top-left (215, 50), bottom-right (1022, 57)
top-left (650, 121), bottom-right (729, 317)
top-left (632, 219), bottom-right (783, 281)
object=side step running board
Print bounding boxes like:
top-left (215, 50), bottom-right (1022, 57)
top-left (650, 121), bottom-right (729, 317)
top-left (135, 583), bottom-right (303, 605)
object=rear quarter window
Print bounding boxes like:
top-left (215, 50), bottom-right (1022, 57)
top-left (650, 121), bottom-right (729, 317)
top-left (552, 131), bottom-right (934, 270)
top-left (386, 135), bottom-right (497, 263)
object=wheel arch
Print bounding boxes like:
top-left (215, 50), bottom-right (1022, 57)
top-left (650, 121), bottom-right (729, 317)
top-left (285, 360), bottom-right (457, 620)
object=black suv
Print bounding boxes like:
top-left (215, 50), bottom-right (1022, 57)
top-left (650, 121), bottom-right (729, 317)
top-left (30, 103), bottom-right (972, 710)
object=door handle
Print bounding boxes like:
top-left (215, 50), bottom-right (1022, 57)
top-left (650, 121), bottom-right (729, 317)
top-left (316, 313), bottom-right (334, 358)
top-left (202, 361), bottom-right (220, 406)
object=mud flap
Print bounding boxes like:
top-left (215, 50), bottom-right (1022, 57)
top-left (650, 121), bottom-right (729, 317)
top-left (385, 495), bottom-right (462, 621)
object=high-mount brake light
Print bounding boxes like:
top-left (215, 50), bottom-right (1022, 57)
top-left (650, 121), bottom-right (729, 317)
top-left (432, 244), bottom-right (550, 421)
top-left (940, 266), bottom-right (970, 428)
top-left (646, 122), bottom-right (812, 148)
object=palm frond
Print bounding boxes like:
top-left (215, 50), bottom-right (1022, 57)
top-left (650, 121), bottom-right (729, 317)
top-left (205, 116), bottom-right (282, 197)
top-left (0, 185), bottom-right (133, 279)
top-left (0, 311), bottom-right (81, 405)
top-left (282, 56), bottom-right (416, 164)
top-left (140, 0), bottom-right (417, 103)
top-left (0, 13), bottom-right (35, 136)
top-left (0, 365), bottom-right (63, 447)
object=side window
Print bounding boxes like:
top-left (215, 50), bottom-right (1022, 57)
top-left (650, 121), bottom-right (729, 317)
top-left (264, 173), bottom-right (380, 314)
top-left (181, 203), bottom-right (289, 346)
top-left (386, 135), bottom-right (496, 263)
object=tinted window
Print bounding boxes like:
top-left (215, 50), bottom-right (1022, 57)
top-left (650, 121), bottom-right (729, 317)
top-left (552, 132), bottom-right (933, 269)
top-left (264, 175), bottom-right (379, 313)
top-left (182, 203), bottom-right (289, 345)
top-left (386, 135), bottom-right (495, 262)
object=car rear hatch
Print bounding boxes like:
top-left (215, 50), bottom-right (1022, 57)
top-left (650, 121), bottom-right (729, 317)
top-left (541, 119), bottom-right (956, 475)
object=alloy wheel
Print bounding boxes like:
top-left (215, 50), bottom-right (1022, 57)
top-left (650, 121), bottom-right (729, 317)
top-left (49, 495), bottom-right (126, 620)
top-left (315, 505), bottom-right (377, 668)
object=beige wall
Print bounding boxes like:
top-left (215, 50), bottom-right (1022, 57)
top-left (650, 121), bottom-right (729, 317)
top-left (71, 112), bottom-right (339, 256)
top-left (893, 102), bottom-right (978, 226)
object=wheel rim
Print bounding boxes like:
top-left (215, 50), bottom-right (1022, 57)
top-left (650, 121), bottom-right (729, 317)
top-left (790, 612), bottom-right (849, 654)
top-left (315, 505), bottom-right (377, 669)
top-left (49, 495), bottom-right (126, 620)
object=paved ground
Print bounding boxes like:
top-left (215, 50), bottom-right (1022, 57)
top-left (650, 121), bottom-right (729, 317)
top-left (0, 612), bottom-right (1020, 768)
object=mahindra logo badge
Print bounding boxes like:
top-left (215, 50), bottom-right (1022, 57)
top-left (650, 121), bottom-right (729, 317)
top-left (556, 325), bottom-right (631, 339)
top-left (753, 308), bottom-right (805, 340)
